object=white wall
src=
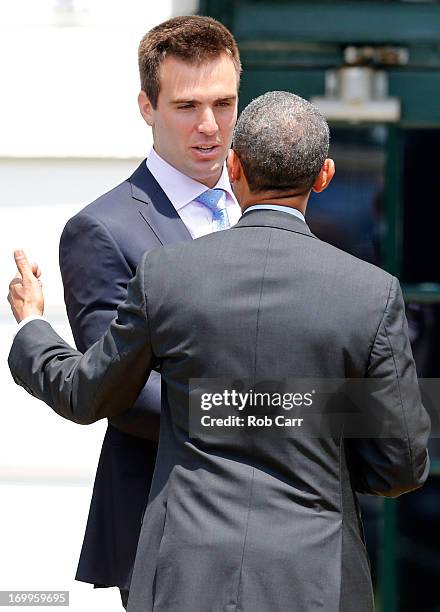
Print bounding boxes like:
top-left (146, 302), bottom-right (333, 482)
top-left (0, 1), bottom-right (198, 609)
top-left (0, 155), bottom-right (151, 610)
top-left (0, 157), bottom-right (141, 476)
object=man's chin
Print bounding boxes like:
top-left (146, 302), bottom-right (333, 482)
top-left (189, 160), bottom-right (223, 185)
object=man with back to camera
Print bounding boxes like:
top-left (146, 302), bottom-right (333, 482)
top-left (8, 91), bottom-right (430, 611)
top-left (56, 15), bottom-right (241, 608)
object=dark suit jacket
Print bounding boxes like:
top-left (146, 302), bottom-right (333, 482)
top-left (58, 161), bottom-right (192, 588)
top-left (9, 210), bottom-right (430, 612)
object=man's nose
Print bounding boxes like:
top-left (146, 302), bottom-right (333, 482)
top-left (197, 107), bottom-right (218, 136)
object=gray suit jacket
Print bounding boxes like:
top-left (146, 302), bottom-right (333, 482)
top-left (9, 210), bottom-right (430, 612)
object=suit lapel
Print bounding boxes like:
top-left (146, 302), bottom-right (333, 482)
top-left (129, 161), bottom-right (192, 245)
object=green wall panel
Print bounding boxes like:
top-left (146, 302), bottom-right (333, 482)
top-left (240, 68), bottom-right (440, 126)
top-left (239, 69), bottom-right (324, 110)
top-left (202, 1), bottom-right (440, 44)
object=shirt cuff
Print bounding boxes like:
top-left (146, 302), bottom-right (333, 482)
top-left (14, 315), bottom-right (46, 338)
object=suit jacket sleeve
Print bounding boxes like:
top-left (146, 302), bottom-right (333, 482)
top-left (348, 276), bottom-right (430, 498)
top-left (8, 253), bottom-right (154, 426)
top-left (59, 213), bottom-right (161, 439)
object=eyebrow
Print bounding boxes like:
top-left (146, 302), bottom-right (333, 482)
top-left (171, 95), bottom-right (237, 105)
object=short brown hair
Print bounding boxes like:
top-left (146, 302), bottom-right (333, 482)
top-left (138, 15), bottom-right (241, 108)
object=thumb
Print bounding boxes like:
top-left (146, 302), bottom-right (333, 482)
top-left (14, 249), bottom-right (33, 280)
top-left (30, 262), bottom-right (42, 279)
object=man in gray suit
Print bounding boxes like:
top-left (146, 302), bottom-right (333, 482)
top-left (8, 91), bottom-right (430, 612)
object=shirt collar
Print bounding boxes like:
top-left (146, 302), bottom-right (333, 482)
top-left (146, 148), bottom-right (235, 211)
top-left (244, 204), bottom-right (306, 223)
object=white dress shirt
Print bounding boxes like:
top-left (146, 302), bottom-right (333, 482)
top-left (147, 148), bottom-right (241, 238)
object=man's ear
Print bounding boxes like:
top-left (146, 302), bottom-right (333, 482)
top-left (312, 159), bottom-right (335, 193)
top-left (227, 149), bottom-right (242, 183)
top-left (138, 91), bottom-right (154, 126)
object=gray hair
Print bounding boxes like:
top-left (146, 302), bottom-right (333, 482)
top-left (233, 91), bottom-right (329, 193)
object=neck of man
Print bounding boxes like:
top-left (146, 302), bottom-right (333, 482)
top-left (201, 171), bottom-right (223, 189)
top-left (239, 188), bottom-right (310, 216)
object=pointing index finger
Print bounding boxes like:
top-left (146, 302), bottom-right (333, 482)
top-left (14, 249), bottom-right (32, 278)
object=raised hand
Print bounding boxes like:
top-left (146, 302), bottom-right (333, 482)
top-left (8, 250), bottom-right (44, 323)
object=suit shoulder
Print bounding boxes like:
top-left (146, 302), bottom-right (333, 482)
top-left (143, 227), bottom-right (395, 299)
top-left (143, 233), bottom-right (210, 263)
top-left (313, 236), bottom-right (394, 290)
top-left (158, 228), bottom-right (391, 280)
top-left (65, 179), bottom-right (132, 229)
top-left (60, 160), bottom-right (149, 244)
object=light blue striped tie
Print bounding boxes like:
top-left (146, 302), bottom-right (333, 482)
top-left (196, 189), bottom-right (230, 231)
